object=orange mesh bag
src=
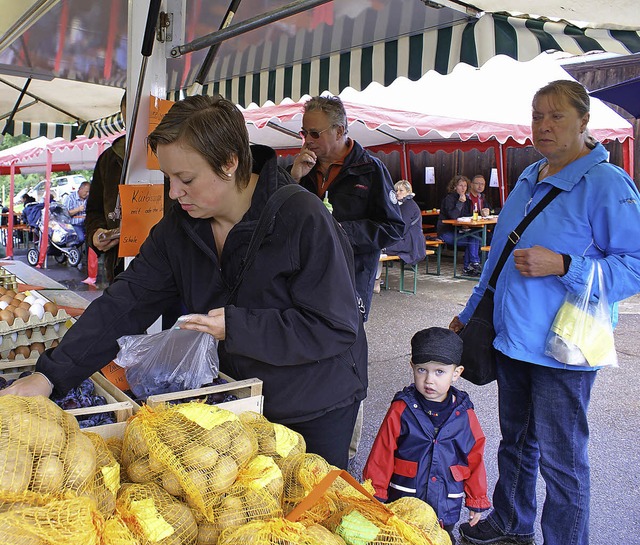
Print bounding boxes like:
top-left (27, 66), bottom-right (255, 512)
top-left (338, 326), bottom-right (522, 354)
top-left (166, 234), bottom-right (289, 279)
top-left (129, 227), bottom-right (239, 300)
top-left (102, 514), bottom-right (141, 545)
top-left (85, 431), bottom-right (121, 517)
top-left (0, 395), bottom-right (98, 498)
top-left (0, 494), bottom-right (103, 545)
top-left (287, 470), bottom-right (451, 545)
top-left (239, 412), bottom-right (306, 466)
top-left (116, 482), bottom-right (198, 545)
top-left (121, 403), bottom-right (256, 522)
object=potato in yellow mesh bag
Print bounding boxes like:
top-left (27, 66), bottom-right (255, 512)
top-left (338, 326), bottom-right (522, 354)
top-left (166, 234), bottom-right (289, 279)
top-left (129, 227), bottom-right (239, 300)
top-left (102, 514), bottom-right (141, 545)
top-left (121, 403), bottom-right (255, 522)
top-left (217, 517), bottom-right (322, 545)
top-left (387, 496), bottom-right (451, 545)
top-left (279, 452), bottom-right (333, 518)
top-left (85, 431), bottom-right (121, 517)
top-left (0, 395), bottom-right (97, 497)
top-left (239, 412), bottom-right (305, 465)
top-left (0, 494), bottom-right (103, 545)
top-left (116, 482), bottom-right (198, 545)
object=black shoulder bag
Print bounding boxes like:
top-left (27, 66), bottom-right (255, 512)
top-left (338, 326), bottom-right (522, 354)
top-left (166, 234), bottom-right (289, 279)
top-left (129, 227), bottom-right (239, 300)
top-left (459, 186), bottom-right (561, 385)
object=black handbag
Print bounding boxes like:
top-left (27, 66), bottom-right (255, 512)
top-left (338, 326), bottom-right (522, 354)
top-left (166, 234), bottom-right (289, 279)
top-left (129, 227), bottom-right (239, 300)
top-left (459, 186), bottom-right (562, 385)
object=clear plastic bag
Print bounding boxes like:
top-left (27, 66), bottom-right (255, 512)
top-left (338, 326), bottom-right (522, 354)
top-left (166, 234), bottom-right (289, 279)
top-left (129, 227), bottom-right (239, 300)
top-left (545, 262), bottom-right (618, 368)
top-left (114, 317), bottom-right (219, 398)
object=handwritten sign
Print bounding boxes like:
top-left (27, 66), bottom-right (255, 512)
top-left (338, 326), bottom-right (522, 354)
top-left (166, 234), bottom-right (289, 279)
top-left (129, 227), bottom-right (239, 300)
top-left (118, 184), bottom-right (164, 257)
top-left (147, 96), bottom-right (175, 170)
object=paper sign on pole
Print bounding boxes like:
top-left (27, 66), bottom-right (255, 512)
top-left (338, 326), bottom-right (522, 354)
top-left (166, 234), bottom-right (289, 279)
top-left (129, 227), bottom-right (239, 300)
top-left (118, 184), bottom-right (164, 257)
top-left (147, 97), bottom-right (175, 170)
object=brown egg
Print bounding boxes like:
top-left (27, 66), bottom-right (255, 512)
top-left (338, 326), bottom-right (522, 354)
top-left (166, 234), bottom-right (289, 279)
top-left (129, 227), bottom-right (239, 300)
top-left (49, 339), bottom-right (59, 348)
top-left (0, 295), bottom-right (13, 304)
top-left (4, 290), bottom-right (16, 299)
top-left (14, 345), bottom-right (31, 359)
top-left (18, 301), bottom-right (31, 310)
top-left (24, 328), bottom-right (33, 339)
top-left (5, 305), bottom-right (17, 314)
top-left (0, 309), bottom-right (14, 325)
top-left (43, 302), bottom-right (58, 316)
top-left (29, 342), bottom-right (46, 355)
top-left (13, 307), bottom-right (30, 323)
top-left (40, 326), bottom-right (48, 335)
top-left (12, 293), bottom-right (26, 302)
top-left (0, 287), bottom-right (6, 296)
top-left (6, 349), bottom-right (15, 360)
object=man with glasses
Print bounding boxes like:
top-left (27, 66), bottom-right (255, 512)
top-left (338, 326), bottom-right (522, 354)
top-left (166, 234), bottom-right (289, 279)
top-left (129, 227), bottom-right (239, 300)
top-left (467, 175), bottom-right (493, 218)
top-left (290, 96), bottom-right (404, 322)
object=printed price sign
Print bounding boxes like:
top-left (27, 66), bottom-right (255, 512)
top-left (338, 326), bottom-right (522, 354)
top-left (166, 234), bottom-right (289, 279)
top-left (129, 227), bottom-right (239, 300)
top-left (118, 184), bottom-right (164, 257)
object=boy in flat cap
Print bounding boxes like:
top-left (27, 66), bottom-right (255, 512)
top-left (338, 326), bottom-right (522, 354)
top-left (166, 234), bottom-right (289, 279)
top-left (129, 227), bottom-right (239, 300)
top-left (363, 327), bottom-right (490, 542)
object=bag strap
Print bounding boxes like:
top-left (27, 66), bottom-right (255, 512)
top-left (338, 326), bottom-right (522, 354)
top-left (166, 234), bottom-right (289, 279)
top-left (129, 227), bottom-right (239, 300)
top-left (226, 184), bottom-right (305, 304)
top-left (487, 186), bottom-right (562, 288)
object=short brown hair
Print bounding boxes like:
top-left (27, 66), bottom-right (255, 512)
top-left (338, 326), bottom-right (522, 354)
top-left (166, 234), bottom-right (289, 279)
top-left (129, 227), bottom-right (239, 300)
top-left (447, 175), bottom-right (469, 193)
top-left (148, 95), bottom-right (252, 188)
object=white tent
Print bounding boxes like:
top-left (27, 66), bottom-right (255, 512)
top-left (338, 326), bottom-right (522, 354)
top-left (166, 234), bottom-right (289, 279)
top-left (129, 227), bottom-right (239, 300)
top-left (240, 52), bottom-right (633, 203)
top-left (0, 132), bottom-right (122, 260)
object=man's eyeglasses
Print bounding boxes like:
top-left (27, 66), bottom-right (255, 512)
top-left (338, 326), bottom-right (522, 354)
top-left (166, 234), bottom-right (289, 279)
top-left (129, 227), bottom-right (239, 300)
top-left (299, 126), bottom-right (333, 139)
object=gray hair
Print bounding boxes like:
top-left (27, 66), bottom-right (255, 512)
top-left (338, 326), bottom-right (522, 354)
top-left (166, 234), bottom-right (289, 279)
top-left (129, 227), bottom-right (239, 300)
top-left (303, 96), bottom-right (348, 132)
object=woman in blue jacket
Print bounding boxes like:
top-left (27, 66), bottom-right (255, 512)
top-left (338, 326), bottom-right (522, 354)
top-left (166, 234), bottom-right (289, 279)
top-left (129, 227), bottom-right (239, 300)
top-left (451, 80), bottom-right (640, 545)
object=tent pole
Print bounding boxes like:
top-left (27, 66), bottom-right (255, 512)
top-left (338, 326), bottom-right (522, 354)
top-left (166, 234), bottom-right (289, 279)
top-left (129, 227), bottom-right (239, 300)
top-left (622, 137), bottom-right (634, 178)
top-left (497, 142), bottom-right (507, 206)
top-left (171, 0), bottom-right (332, 58)
top-left (37, 152), bottom-right (53, 268)
top-left (1, 78), bottom-right (31, 136)
top-left (7, 164), bottom-right (15, 259)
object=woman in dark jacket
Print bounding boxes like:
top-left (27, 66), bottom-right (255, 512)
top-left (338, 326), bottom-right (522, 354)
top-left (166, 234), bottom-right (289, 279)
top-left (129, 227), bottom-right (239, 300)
top-left (437, 175), bottom-right (481, 276)
top-left (2, 96), bottom-right (367, 469)
top-left (385, 180), bottom-right (427, 266)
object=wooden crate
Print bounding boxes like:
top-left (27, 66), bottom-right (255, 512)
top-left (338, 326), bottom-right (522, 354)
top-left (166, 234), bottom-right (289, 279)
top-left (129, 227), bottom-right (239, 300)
top-left (0, 360), bottom-right (139, 434)
top-left (145, 373), bottom-right (263, 416)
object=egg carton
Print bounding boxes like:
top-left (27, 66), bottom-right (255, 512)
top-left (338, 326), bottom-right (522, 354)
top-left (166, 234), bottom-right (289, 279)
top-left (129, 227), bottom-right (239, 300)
top-left (0, 309), bottom-right (72, 336)
top-left (0, 337), bottom-right (64, 361)
top-left (0, 320), bottom-right (71, 355)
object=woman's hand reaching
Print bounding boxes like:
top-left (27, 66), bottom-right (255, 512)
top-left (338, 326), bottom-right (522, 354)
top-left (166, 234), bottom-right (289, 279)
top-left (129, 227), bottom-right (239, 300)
top-left (177, 308), bottom-right (226, 340)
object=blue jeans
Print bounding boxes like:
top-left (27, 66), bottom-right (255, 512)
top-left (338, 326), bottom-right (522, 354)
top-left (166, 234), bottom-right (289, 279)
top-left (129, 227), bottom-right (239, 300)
top-left (439, 230), bottom-right (480, 268)
top-left (487, 353), bottom-right (597, 545)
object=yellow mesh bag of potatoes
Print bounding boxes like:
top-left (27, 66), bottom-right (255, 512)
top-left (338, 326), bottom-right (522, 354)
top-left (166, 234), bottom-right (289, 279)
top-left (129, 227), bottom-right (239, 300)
top-left (85, 431), bottom-right (121, 517)
top-left (0, 395), bottom-right (98, 498)
top-left (0, 494), bottom-right (103, 545)
top-left (287, 470), bottom-right (450, 545)
top-left (239, 412), bottom-right (305, 465)
top-left (116, 482), bottom-right (198, 545)
top-left (387, 497), bottom-right (451, 545)
top-left (217, 517), bottom-right (346, 545)
top-left (121, 403), bottom-right (256, 522)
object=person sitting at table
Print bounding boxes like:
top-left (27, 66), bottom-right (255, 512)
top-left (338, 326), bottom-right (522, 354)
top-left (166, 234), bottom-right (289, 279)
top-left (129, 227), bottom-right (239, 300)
top-left (468, 174), bottom-right (495, 244)
top-left (467, 175), bottom-right (493, 217)
top-left (437, 175), bottom-right (481, 277)
top-left (374, 180), bottom-right (426, 292)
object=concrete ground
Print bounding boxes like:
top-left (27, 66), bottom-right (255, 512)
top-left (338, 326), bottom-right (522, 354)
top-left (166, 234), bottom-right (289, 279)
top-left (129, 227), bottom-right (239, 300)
top-left (14, 249), bottom-right (640, 544)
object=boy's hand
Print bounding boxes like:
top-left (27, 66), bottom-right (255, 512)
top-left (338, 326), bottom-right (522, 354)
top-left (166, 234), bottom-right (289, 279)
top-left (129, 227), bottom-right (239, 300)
top-left (468, 510), bottom-right (483, 526)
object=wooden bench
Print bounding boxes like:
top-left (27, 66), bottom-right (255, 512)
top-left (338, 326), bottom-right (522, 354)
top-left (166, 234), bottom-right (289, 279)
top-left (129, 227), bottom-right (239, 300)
top-left (425, 238), bottom-right (444, 276)
top-left (379, 254), bottom-right (431, 295)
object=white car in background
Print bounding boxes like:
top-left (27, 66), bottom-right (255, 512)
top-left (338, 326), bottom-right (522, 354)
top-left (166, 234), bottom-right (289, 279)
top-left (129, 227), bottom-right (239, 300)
top-left (28, 174), bottom-right (87, 202)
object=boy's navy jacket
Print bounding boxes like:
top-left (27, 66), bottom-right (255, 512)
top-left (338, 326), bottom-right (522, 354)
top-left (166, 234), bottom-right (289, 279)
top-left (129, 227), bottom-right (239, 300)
top-left (363, 385), bottom-right (490, 526)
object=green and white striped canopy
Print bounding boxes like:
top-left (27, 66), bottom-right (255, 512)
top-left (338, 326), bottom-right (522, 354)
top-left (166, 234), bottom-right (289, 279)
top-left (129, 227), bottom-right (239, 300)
top-left (171, 12), bottom-right (640, 107)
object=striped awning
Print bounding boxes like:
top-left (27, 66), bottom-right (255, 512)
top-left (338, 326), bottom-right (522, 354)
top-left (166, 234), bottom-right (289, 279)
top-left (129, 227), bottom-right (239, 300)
top-left (170, 13), bottom-right (640, 107)
top-left (4, 112), bottom-right (125, 141)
